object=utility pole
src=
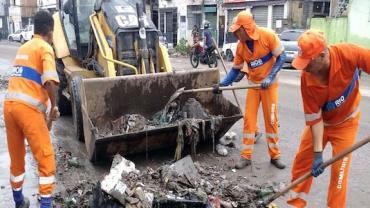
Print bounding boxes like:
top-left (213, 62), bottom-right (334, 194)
top-left (4, 0), bottom-right (10, 37)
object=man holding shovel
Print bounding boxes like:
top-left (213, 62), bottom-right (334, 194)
top-left (287, 29), bottom-right (370, 208)
top-left (213, 11), bottom-right (286, 169)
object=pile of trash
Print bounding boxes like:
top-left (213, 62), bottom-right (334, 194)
top-left (85, 154), bottom-right (283, 208)
top-left (54, 180), bottom-right (96, 207)
top-left (98, 98), bottom-right (214, 137)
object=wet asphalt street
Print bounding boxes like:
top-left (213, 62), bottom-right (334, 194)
top-left (1, 41), bottom-right (370, 207)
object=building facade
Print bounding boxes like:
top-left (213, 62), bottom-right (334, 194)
top-left (8, 0), bottom-right (37, 33)
top-left (158, 0), bottom-right (220, 48)
top-left (38, 0), bottom-right (57, 13)
top-left (20, 0), bottom-right (37, 27)
top-left (223, 0), bottom-right (288, 44)
top-left (288, 0), bottom-right (331, 29)
top-left (0, 0), bottom-right (8, 39)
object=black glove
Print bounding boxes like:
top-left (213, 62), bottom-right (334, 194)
top-left (234, 71), bottom-right (248, 82)
top-left (212, 84), bottom-right (223, 94)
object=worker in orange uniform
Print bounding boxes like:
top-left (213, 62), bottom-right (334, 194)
top-left (287, 29), bottom-right (370, 208)
top-left (4, 11), bottom-right (59, 208)
top-left (213, 11), bottom-right (286, 169)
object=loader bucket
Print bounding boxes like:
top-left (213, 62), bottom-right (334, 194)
top-left (79, 68), bottom-right (243, 162)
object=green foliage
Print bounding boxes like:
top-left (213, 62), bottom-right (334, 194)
top-left (174, 38), bottom-right (191, 56)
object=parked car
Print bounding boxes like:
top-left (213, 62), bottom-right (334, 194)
top-left (22, 25), bottom-right (34, 42)
top-left (8, 29), bottom-right (25, 42)
top-left (7, 25), bottom-right (34, 44)
top-left (279, 29), bottom-right (304, 64)
top-left (222, 33), bottom-right (238, 62)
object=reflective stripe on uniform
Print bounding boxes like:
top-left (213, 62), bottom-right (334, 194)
top-left (266, 133), bottom-right (278, 138)
top-left (39, 175), bottom-right (55, 185)
top-left (40, 194), bottom-right (52, 198)
top-left (272, 45), bottom-right (284, 57)
top-left (15, 54), bottom-right (29, 61)
top-left (243, 133), bottom-right (255, 139)
top-left (243, 144), bottom-right (254, 150)
top-left (41, 70), bottom-right (59, 84)
top-left (289, 190), bottom-right (307, 200)
top-left (233, 63), bottom-right (244, 69)
top-left (5, 92), bottom-right (47, 113)
top-left (10, 173), bottom-right (25, 183)
top-left (305, 110), bottom-right (322, 122)
top-left (268, 143), bottom-right (279, 149)
top-left (324, 106), bottom-right (360, 126)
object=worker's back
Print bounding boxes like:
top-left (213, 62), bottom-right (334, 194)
top-left (6, 35), bottom-right (58, 113)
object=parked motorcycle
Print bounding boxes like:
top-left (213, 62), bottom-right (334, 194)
top-left (190, 38), bottom-right (218, 68)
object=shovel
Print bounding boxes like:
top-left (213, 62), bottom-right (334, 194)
top-left (260, 135), bottom-right (370, 207)
top-left (167, 84), bottom-right (261, 105)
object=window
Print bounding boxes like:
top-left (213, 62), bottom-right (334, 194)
top-left (76, 0), bottom-right (95, 44)
top-left (313, 1), bottom-right (330, 16)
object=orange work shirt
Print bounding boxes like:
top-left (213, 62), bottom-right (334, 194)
top-left (6, 35), bottom-right (59, 113)
top-left (301, 43), bottom-right (370, 126)
top-left (233, 27), bottom-right (284, 83)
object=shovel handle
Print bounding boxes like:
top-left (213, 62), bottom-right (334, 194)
top-left (183, 84), bottom-right (261, 93)
top-left (264, 135), bottom-right (370, 205)
top-left (211, 38), bottom-right (243, 111)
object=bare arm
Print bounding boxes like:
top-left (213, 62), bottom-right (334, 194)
top-left (311, 119), bottom-right (324, 152)
top-left (44, 80), bottom-right (58, 108)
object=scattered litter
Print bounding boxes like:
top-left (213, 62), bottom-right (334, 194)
top-left (216, 144), bottom-right (228, 156)
top-left (54, 180), bottom-right (95, 207)
top-left (219, 132), bottom-right (237, 146)
top-left (0, 185), bottom-right (4, 189)
top-left (231, 169), bottom-right (236, 173)
top-left (67, 157), bottom-right (82, 168)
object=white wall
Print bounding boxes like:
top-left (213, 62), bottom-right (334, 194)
top-left (348, 0), bottom-right (370, 47)
top-left (39, 0), bottom-right (57, 9)
top-left (0, 0), bottom-right (6, 16)
top-left (9, 1), bottom-right (21, 32)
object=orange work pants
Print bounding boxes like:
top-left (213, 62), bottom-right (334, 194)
top-left (241, 82), bottom-right (280, 159)
top-left (4, 101), bottom-right (55, 198)
top-left (287, 113), bottom-right (360, 208)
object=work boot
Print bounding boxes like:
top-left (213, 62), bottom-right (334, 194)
top-left (40, 197), bottom-right (52, 208)
top-left (270, 158), bottom-right (286, 169)
top-left (16, 197), bottom-right (30, 208)
top-left (235, 157), bottom-right (251, 169)
top-left (254, 132), bottom-right (263, 144)
top-left (13, 189), bottom-right (30, 208)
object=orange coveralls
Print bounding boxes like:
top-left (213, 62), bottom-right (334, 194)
top-left (287, 43), bottom-right (370, 208)
top-left (233, 27), bottom-right (284, 160)
top-left (4, 35), bottom-right (59, 198)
